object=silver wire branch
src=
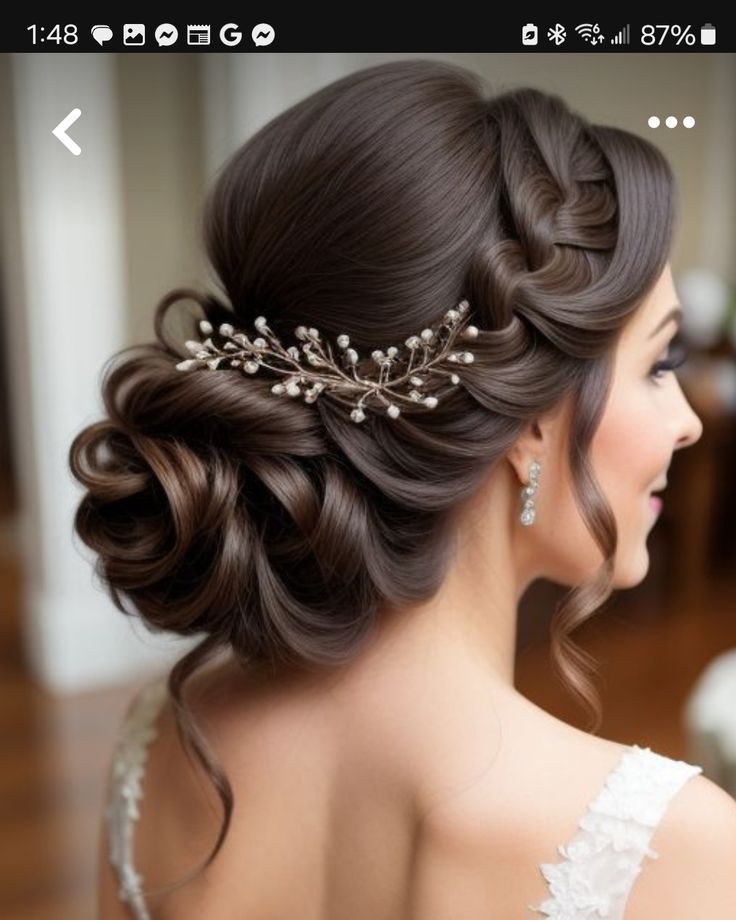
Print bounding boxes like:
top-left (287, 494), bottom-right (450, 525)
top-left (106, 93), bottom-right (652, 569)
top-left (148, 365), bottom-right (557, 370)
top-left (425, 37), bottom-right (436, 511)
top-left (176, 299), bottom-right (479, 422)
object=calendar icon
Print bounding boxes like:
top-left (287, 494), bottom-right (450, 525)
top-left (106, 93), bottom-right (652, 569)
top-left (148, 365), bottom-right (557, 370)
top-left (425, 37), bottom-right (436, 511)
top-left (187, 24), bottom-right (211, 45)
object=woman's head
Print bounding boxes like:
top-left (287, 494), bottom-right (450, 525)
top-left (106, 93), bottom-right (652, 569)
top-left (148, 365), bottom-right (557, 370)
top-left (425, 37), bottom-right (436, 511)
top-left (68, 58), bottom-right (699, 892)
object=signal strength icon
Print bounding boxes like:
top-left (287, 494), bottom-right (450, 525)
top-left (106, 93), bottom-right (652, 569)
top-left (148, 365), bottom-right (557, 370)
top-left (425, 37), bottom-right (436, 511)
top-left (610, 24), bottom-right (630, 45)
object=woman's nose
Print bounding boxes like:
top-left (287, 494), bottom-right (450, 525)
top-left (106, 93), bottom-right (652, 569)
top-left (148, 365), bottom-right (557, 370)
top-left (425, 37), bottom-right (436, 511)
top-left (675, 395), bottom-right (704, 451)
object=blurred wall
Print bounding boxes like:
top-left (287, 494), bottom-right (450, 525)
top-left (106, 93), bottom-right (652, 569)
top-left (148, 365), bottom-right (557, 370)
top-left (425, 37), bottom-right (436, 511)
top-left (117, 54), bottom-right (207, 340)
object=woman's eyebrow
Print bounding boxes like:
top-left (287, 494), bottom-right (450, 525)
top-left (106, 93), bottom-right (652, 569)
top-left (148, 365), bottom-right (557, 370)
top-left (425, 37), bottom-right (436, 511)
top-left (647, 305), bottom-right (683, 339)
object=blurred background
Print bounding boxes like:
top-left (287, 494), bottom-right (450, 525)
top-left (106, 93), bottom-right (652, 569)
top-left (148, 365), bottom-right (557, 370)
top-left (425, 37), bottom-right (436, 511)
top-left (0, 51), bottom-right (734, 919)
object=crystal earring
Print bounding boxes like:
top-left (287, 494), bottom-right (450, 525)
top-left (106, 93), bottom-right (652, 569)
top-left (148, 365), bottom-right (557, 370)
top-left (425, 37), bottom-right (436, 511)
top-left (519, 460), bottom-right (541, 526)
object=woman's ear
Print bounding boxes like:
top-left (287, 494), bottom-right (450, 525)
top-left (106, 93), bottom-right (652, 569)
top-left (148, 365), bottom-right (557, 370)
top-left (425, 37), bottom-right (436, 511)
top-left (506, 396), bottom-right (570, 485)
top-left (506, 440), bottom-right (536, 487)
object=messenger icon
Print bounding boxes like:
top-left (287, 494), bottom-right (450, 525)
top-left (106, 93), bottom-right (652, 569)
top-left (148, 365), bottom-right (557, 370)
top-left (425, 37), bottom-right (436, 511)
top-left (252, 23), bottom-right (275, 46)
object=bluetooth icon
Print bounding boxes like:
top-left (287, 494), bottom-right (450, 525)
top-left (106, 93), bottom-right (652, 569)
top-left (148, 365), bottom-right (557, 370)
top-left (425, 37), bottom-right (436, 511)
top-left (547, 23), bottom-right (566, 45)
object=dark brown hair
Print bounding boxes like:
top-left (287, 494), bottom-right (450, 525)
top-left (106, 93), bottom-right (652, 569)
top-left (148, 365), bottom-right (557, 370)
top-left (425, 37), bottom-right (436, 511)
top-left (68, 58), bottom-right (676, 897)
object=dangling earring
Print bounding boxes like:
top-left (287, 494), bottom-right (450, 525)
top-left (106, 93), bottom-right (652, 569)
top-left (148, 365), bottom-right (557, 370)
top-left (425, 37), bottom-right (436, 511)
top-left (519, 460), bottom-right (541, 526)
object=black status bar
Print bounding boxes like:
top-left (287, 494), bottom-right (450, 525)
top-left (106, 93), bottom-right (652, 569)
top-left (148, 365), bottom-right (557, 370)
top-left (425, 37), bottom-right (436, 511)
top-left (5, 20), bottom-right (732, 53)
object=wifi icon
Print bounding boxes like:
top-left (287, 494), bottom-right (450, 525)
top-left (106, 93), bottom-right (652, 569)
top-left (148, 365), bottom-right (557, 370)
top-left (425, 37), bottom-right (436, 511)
top-left (575, 22), bottom-right (605, 45)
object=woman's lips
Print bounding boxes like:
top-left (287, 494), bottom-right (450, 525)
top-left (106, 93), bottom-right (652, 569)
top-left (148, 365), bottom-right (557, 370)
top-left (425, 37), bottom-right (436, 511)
top-left (649, 495), bottom-right (663, 513)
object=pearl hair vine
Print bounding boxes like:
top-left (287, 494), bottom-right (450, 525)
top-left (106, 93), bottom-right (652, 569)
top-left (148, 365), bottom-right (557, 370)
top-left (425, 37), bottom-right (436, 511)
top-left (176, 299), bottom-right (479, 423)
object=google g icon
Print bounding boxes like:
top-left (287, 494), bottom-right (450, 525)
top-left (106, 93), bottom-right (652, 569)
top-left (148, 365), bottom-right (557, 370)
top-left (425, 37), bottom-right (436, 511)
top-left (219, 23), bottom-right (242, 46)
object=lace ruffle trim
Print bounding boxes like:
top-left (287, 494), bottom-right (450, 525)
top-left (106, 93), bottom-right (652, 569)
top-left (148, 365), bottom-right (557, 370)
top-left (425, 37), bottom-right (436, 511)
top-left (527, 744), bottom-right (703, 919)
top-left (104, 675), bottom-right (169, 920)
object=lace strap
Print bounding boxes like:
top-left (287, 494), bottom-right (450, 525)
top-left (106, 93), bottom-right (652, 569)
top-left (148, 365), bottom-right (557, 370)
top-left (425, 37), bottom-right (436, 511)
top-left (104, 675), bottom-right (169, 920)
top-left (528, 744), bottom-right (703, 919)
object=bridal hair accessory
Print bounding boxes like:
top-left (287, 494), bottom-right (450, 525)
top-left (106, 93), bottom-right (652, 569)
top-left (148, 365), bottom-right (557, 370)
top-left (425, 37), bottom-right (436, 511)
top-left (175, 300), bottom-right (479, 423)
top-left (520, 460), bottom-right (541, 526)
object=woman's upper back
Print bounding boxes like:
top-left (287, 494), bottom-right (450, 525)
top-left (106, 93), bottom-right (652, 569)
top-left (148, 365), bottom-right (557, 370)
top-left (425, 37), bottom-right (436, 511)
top-left (103, 655), bottom-right (425, 919)
top-left (100, 656), bottom-right (733, 919)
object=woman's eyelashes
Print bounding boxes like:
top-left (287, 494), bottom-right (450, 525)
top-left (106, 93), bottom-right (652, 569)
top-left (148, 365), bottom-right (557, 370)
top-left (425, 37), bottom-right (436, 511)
top-left (648, 334), bottom-right (689, 385)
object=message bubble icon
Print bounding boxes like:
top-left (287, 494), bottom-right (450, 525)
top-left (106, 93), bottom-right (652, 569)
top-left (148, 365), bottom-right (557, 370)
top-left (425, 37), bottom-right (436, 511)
top-left (252, 23), bottom-right (275, 46)
top-left (155, 23), bottom-right (178, 46)
top-left (91, 25), bottom-right (113, 46)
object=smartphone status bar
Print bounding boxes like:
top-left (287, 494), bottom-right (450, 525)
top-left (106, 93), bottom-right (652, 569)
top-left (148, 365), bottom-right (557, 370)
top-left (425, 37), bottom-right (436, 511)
top-left (6, 20), bottom-right (731, 53)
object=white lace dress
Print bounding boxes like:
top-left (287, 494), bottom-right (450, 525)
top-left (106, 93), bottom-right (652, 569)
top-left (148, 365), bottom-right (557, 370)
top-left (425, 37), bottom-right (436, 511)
top-left (103, 675), bottom-right (704, 920)
top-left (527, 744), bottom-right (703, 918)
top-left (105, 676), bottom-right (169, 920)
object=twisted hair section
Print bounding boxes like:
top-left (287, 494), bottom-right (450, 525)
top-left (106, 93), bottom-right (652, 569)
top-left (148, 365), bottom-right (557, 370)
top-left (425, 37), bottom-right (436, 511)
top-left (68, 57), bottom-right (676, 897)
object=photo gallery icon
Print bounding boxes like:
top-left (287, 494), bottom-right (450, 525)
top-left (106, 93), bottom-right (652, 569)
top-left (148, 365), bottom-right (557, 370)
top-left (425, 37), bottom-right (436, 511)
top-left (123, 23), bottom-right (145, 45)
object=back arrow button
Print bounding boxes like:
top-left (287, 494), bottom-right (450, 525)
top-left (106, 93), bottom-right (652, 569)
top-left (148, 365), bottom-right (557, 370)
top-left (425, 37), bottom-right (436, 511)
top-left (52, 108), bottom-right (82, 156)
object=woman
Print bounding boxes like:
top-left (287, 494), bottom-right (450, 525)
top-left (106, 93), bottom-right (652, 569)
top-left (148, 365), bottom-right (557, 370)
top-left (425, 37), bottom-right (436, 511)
top-left (70, 58), bottom-right (736, 918)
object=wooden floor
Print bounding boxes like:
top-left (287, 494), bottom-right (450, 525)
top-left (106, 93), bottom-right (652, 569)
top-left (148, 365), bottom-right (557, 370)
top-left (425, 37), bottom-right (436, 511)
top-left (1, 518), bottom-right (735, 919)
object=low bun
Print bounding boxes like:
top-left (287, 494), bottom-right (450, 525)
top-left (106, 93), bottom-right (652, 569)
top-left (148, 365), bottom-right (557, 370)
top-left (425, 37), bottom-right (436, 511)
top-left (71, 288), bottom-right (352, 655)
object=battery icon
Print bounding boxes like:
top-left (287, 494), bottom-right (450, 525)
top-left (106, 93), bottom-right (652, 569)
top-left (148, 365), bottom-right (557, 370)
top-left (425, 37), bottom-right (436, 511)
top-left (700, 23), bottom-right (716, 44)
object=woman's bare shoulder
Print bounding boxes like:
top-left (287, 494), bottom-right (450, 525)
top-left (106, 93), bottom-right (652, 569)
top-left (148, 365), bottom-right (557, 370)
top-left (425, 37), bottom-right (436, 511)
top-left (402, 694), bottom-right (631, 916)
top-left (411, 692), bottom-right (627, 838)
